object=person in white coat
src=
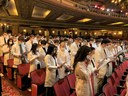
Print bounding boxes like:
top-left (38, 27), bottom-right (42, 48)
top-left (25, 35), bottom-right (34, 53)
top-left (44, 44), bottom-right (62, 96)
top-left (27, 43), bottom-right (41, 77)
top-left (0, 32), bottom-right (9, 56)
top-left (93, 39), bottom-right (111, 94)
top-left (11, 36), bottom-right (26, 68)
top-left (2, 38), bottom-right (14, 73)
top-left (37, 40), bottom-right (46, 68)
top-left (73, 45), bottom-right (98, 96)
top-left (57, 41), bottom-right (72, 79)
top-left (70, 38), bottom-right (81, 66)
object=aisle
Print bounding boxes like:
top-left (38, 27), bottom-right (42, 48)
top-left (2, 77), bottom-right (23, 96)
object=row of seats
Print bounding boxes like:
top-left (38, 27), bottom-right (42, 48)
top-left (102, 61), bottom-right (128, 96)
top-left (0, 56), bottom-right (77, 96)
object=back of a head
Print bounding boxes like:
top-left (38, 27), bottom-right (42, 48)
top-left (101, 39), bottom-right (111, 45)
top-left (18, 36), bottom-right (24, 42)
top-left (47, 44), bottom-right (56, 55)
top-left (73, 45), bottom-right (91, 69)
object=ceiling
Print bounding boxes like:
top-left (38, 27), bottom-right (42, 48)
top-left (0, 0), bottom-right (128, 30)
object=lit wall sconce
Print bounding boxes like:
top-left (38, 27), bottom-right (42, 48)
top-left (39, 30), bottom-right (42, 33)
top-left (52, 30), bottom-right (55, 34)
top-left (113, 32), bottom-right (116, 35)
top-left (118, 31), bottom-right (122, 35)
top-left (75, 31), bottom-right (78, 35)
top-left (23, 29), bottom-right (27, 33)
top-left (64, 31), bottom-right (67, 34)
top-left (94, 32), bottom-right (97, 35)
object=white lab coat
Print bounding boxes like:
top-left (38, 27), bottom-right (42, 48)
top-left (11, 41), bottom-right (26, 68)
top-left (70, 42), bottom-right (79, 65)
top-left (0, 36), bottom-right (9, 56)
top-left (38, 47), bottom-right (46, 68)
top-left (44, 55), bottom-right (58, 87)
top-left (75, 61), bottom-right (93, 96)
top-left (93, 45), bottom-right (107, 79)
top-left (25, 40), bottom-right (32, 52)
top-left (2, 45), bottom-right (13, 66)
top-left (57, 48), bottom-right (71, 79)
top-left (28, 51), bottom-right (41, 77)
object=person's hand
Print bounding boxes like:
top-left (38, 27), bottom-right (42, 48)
top-left (57, 65), bottom-right (63, 68)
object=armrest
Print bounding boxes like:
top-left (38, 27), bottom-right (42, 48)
top-left (117, 85), bottom-right (125, 94)
top-left (122, 75), bottom-right (127, 80)
top-left (70, 88), bottom-right (75, 94)
top-left (120, 80), bottom-right (126, 86)
top-left (31, 84), bottom-right (38, 96)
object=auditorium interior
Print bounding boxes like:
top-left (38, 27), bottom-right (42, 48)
top-left (0, 0), bottom-right (128, 96)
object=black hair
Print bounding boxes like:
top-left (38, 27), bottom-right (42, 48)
top-left (90, 47), bottom-right (95, 51)
top-left (73, 45), bottom-right (91, 69)
top-left (46, 44), bottom-right (57, 55)
top-left (7, 38), bottom-right (14, 46)
top-left (31, 43), bottom-right (38, 54)
top-left (101, 39), bottom-right (111, 44)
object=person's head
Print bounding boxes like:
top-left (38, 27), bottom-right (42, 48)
top-left (90, 47), bottom-right (95, 56)
top-left (74, 37), bottom-right (82, 45)
top-left (46, 44), bottom-right (57, 57)
top-left (30, 35), bottom-right (34, 42)
top-left (18, 36), bottom-right (24, 44)
top-left (60, 41), bottom-right (66, 51)
top-left (7, 38), bottom-right (14, 46)
top-left (31, 43), bottom-right (38, 54)
top-left (73, 45), bottom-right (91, 69)
top-left (3, 32), bottom-right (8, 38)
top-left (101, 39), bottom-right (111, 48)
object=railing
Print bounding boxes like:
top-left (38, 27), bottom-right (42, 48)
top-left (53, 0), bottom-right (128, 18)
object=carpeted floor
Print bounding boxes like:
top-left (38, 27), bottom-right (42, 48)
top-left (2, 77), bottom-right (23, 96)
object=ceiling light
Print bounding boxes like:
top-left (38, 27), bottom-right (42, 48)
top-left (123, 24), bottom-right (128, 26)
top-left (109, 22), bottom-right (124, 25)
top-left (78, 18), bottom-right (92, 22)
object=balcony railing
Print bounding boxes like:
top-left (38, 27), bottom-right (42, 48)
top-left (53, 0), bottom-right (128, 19)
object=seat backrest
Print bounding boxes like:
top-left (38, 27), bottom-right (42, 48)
top-left (120, 89), bottom-right (126, 96)
top-left (103, 83), bottom-right (113, 96)
top-left (66, 73), bottom-right (76, 89)
top-left (18, 63), bottom-right (30, 75)
top-left (54, 78), bottom-right (70, 96)
top-left (0, 56), bottom-right (4, 63)
top-left (30, 68), bottom-right (46, 85)
top-left (7, 59), bottom-right (14, 67)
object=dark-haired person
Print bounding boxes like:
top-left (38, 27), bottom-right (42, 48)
top-left (2, 38), bottom-right (14, 73)
top-left (28, 43), bottom-right (41, 77)
top-left (57, 41), bottom-right (72, 79)
top-left (37, 40), bottom-right (46, 68)
top-left (44, 44), bottom-right (62, 96)
top-left (73, 45), bottom-right (98, 96)
top-left (93, 39), bottom-right (111, 94)
top-left (11, 36), bottom-right (26, 68)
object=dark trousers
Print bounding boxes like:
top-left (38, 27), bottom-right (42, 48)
top-left (45, 87), bottom-right (54, 96)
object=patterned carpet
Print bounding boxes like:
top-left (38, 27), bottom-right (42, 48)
top-left (2, 77), bottom-right (23, 96)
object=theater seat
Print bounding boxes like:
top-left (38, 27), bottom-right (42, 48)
top-left (66, 73), bottom-right (76, 92)
top-left (54, 78), bottom-right (76, 96)
top-left (120, 89), bottom-right (126, 96)
top-left (30, 68), bottom-right (46, 96)
top-left (0, 56), bottom-right (4, 73)
top-left (16, 63), bottom-right (30, 89)
top-left (7, 59), bottom-right (14, 80)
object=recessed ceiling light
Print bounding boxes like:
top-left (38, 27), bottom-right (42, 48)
top-left (108, 22), bottom-right (124, 25)
top-left (78, 18), bottom-right (92, 22)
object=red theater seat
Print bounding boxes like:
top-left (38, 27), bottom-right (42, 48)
top-left (7, 59), bottom-right (14, 80)
top-left (66, 73), bottom-right (76, 91)
top-left (17, 63), bottom-right (30, 89)
top-left (54, 78), bottom-right (76, 96)
top-left (31, 68), bottom-right (46, 96)
top-left (0, 56), bottom-right (4, 73)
